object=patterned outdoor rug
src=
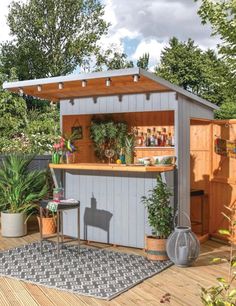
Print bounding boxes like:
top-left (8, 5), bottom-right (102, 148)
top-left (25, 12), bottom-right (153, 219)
top-left (0, 241), bottom-right (172, 300)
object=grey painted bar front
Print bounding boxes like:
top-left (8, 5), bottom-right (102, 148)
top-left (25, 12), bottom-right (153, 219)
top-left (53, 169), bottom-right (175, 249)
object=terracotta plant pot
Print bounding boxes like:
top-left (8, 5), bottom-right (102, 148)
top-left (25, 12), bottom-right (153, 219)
top-left (146, 236), bottom-right (168, 261)
top-left (37, 216), bottom-right (57, 235)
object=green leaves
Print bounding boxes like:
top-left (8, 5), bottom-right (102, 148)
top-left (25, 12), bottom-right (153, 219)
top-left (201, 205), bottom-right (236, 306)
top-left (0, 155), bottom-right (48, 214)
top-left (90, 119), bottom-right (128, 161)
top-left (1, 0), bottom-right (109, 79)
top-left (219, 229), bottom-right (231, 236)
top-left (197, 0), bottom-right (236, 75)
top-left (215, 102), bottom-right (236, 120)
top-left (211, 258), bottom-right (223, 264)
top-left (155, 37), bottom-right (235, 109)
top-left (141, 174), bottom-right (173, 239)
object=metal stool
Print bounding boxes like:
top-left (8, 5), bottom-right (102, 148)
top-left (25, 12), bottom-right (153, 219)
top-left (190, 189), bottom-right (206, 236)
top-left (39, 200), bottom-right (80, 256)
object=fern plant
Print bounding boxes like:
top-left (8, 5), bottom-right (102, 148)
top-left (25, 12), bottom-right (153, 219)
top-left (0, 155), bottom-right (48, 216)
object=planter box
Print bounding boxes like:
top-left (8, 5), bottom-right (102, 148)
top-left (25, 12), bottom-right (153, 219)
top-left (1, 212), bottom-right (27, 237)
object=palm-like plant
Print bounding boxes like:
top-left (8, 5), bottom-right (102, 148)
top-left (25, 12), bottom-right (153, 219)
top-left (0, 155), bottom-right (48, 216)
top-left (125, 132), bottom-right (136, 164)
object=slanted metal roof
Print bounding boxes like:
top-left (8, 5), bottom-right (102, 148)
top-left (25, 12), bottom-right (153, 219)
top-left (3, 68), bottom-right (218, 110)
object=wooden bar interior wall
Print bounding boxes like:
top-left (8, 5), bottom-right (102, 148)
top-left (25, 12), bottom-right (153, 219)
top-left (62, 111), bottom-right (175, 163)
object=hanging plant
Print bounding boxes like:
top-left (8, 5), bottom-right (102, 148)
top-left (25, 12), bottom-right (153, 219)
top-left (90, 118), bottom-right (128, 161)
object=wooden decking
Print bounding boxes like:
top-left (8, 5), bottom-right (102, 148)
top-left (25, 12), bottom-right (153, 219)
top-left (0, 227), bottom-right (232, 306)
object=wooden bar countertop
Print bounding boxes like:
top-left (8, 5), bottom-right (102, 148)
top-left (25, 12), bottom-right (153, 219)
top-left (49, 163), bottom-right (175, 173)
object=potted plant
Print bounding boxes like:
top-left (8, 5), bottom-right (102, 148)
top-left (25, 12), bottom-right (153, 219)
top-left (90, 118), bottom-right (127, 162)
top-left (142, 174), bottom-right (173, 261)
top-left (52, 137), bottom-right (64, 164)
top-left (37, 207), bottom-right (57, 235)
top-left (63, 131), bottom-right (80, 163)
top-left (125, 132), bottom-right (136, 164)
top-left (0, 155), bottom-right (48, 237)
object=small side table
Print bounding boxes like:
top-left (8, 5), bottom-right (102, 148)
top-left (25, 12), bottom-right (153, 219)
top-left (190, 189), bottom-right (206, 236)
top-left (39, 200), bottom-right (80, 256)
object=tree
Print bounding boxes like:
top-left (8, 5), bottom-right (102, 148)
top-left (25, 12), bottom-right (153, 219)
top-left (0, 88), bottom-right (27, 138)
top-left (156, 37), bottom-right (235, 106)
top-left (215, 102), bottom-right (236, 119)
top-left (156, 37), bottom-right (203, 91)
top-left (197, 0), bottom-right (236, 74)
top-left (0, 0), bottom-right (108, 80)
top-left (137, 53), bottom-right (150, 70)
top-left (94, 47), bottom-right (134, 71)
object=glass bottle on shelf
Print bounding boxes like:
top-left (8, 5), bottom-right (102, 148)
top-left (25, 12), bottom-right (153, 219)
top-left (167, 132), bottom-right (172, 146)
top-left (135, 130), bottom-right (139, 146)
top-left (146, 129), bottom-right (151, 146)
top-left (140, 132), bottom-right (144, 146)
top-left (171, 133), bottom-right (175, 147)
top-left (150, 134), bottom-right (156, 146)
top-left (157, 131), bottom-right (162, 146)
top-left (144, 133), bottom-right (148, 146)
top-left (161, 128), bottom-right (167, 147)
top-left (151, 128), bottom-right (156, 146)
top-left (154, 128), bottom-right (159, 146)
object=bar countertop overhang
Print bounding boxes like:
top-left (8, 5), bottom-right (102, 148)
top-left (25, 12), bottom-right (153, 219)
top-left (49, 163), bottom-right (175, 172)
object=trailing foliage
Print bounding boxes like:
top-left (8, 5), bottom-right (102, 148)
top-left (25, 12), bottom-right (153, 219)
top-left (90, 118), bottom-right (127, 161)
top-left (141, 175), bottom-right (173, 239)
top-left (0, 155), bottom-right (48, 215)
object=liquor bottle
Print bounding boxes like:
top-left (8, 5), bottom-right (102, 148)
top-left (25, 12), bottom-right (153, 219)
top-left (140, 132), bottom-right (144, 146)
top-left (152, 128), bottom-right (157, 146)
top-left (157, 131), bottom-right (162, 146)
top-left (135, 130), bottom-right (139, 146)
top-left (150, 134), bottom-right (156, 146)
top-left (171, 133), bottom-right (175, 147)
top-left (146, 129), bottom-right (151, 146)
top-left (144, 133), bottom-right (148, 146)
top-left (154, 128), bottom-right (159, 146)
top-left (137, 132), bottom-right (143, 146)
top-left (161, 128), bottom-right (167, 147)
top-left (167, 132), bottom-right (172, 146)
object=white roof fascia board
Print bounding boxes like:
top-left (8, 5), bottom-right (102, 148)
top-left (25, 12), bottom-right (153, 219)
top-left (3, 67), bottom-right (219, 111)
top-left (3, 68), bottom-right (140, 89)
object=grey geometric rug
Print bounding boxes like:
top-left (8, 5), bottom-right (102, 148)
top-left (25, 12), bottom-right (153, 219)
top-left (0, 241), bottom-right (172, 300)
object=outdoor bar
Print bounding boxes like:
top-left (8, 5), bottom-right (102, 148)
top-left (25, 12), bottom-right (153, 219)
top-left (3, 68), bottom-right (218, 248)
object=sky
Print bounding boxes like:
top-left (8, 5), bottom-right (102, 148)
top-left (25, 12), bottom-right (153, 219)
top-left (0, 0), bottom-right (219, 70)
